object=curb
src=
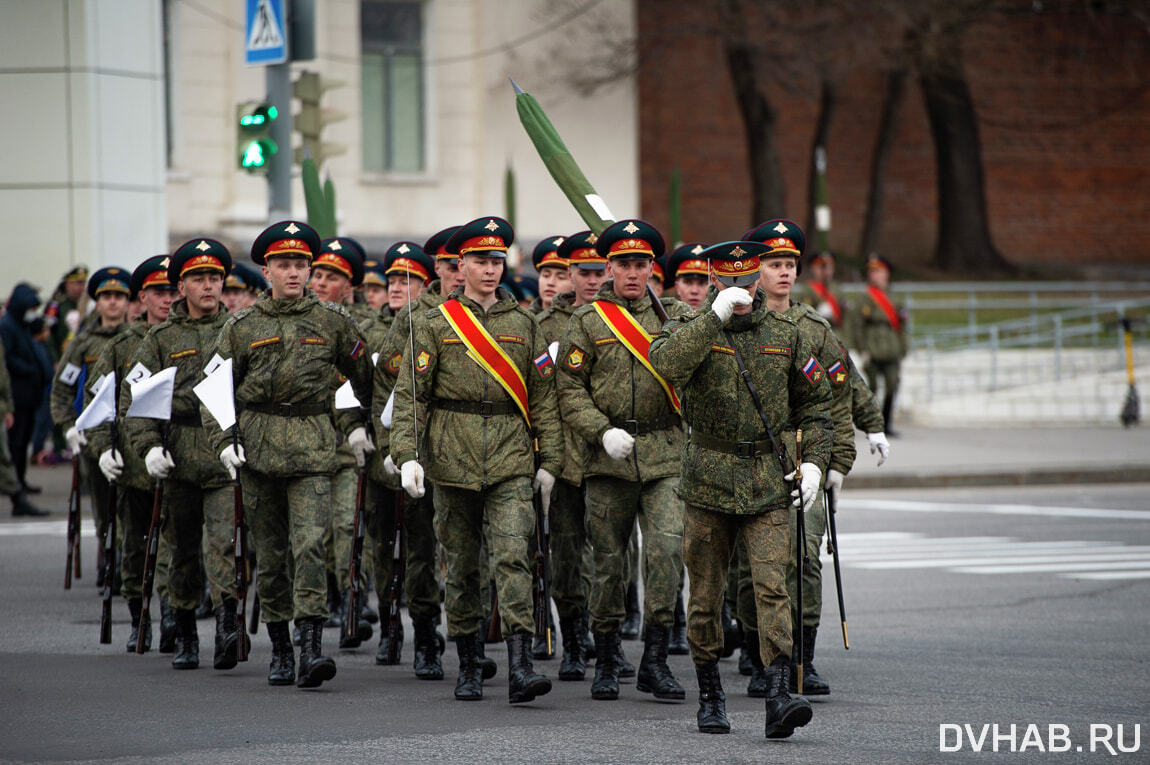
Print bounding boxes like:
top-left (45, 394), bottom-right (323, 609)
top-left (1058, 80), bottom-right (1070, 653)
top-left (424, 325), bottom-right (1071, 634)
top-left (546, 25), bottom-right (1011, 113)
top-left (849, 465), bottom-right (1150, 490)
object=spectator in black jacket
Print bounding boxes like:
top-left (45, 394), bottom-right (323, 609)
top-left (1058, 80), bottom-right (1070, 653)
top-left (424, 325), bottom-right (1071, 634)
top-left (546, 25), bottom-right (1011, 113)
top-left (1, 284), bottom-right (53, 497)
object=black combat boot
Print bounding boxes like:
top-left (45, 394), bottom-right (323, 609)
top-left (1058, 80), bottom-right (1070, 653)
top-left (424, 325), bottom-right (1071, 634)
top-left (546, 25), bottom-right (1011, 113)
top-left (668, 595), bottom-right (689, 655)
top-left (266, 621), bottom-right (295, 686)
top-left (617, 640), bottom-right (636, 679)
top-left (171, 609), bottom-right (199, 670)
top-left (745, 630), bottom-right (768, 697)
top-left (297, 617), bottom-right (337, 688)
top-left (338, 589), bottom-right (373, 649)
top-left (696, 661), bottom-right (730, 734)
top-left (158, 596), bottom-right (176, 653)
top-left (375, 618), bottom-right (404, 664)
top-left (720, 601), bottom-right (740, 659)
top-left (127, 598), bottom-right (151, 653)
top-left (412, 618), bottom-right (445, 680)
top-left (194, 581), bottom-right (212, 620)
top-left (532, 610), bottom-right (556, 660)
top-left (10, 490), bottom-right (48, 517)
top-left (620, 583), bottom-right (641, 640)
top-left (453, 634), bottom-right (483, 701)
top-left (580, 611), bottom-right (596, 660)
top-left (214, 597), bottom-right (248, 670)
top-left (558, 614), bottom-right (585, 681)
top-left (882, 394), bottom-right (898, 438)
top-left (591, 631), bottom-right (620, 700)
top-left (800, 627), bottom-right (830, 695)
top-left (474, 629), bottom-right (497, 680)
top-left (362, 588), bottom-right (379, 624)
top-left (636, 624), bottom-right (685, 700)
top-left (324, 573), bottom-right (342, 628)
top-left (506, 632), bottom-right (552, 703)
top-left (764, 657), bottom-right (812, 739)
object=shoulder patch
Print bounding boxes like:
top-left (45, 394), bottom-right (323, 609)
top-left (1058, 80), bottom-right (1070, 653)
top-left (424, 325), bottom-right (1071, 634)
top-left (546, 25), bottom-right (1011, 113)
top-left (565, 346), bottom-right (586, 371)
top-left (827, 359), bottom-right (848, 385)
top-left (250, 336), bottom-right (281, 350)
top-left (386, 351), bottom-right (402, 374)
top-left (801, 355), bottom-right (825, 386)
top-left (760, 345), bottom-right (791, 356)
top-left (415, 349), bottom-right (432, 374)
top-left (232, 306), bottom-right (254, 321)
top-left (349, 340), bottom-right (365, 359)
top-left (169, 348), bottom-right (198, 360)
top-left (534, 351), bottom-right (554, 378)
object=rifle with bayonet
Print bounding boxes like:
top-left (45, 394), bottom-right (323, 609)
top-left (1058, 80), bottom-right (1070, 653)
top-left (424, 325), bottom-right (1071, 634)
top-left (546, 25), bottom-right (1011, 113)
top-left (532, 443), bottom-right (553, 658)
top-left (98, 425), bottom-right (119, 644)
top-left (343, 466), bottom-right (370, 650)
top-left (383, 486), bottom-right (405, 664)
top-left (231, 428), bottom-right (249, 661)
top-left (137, 425), bottom-right (168, 654)
top-left (64, 459), bottom-right (82, 589)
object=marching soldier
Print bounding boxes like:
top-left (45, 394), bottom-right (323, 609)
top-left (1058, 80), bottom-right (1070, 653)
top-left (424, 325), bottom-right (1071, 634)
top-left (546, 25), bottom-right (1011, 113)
top-left (649, 255), bottom-right (667, 298)
top-left (532, 236), bottom-right (571, 313)
top-left (667, 243), bottom-right (711, 311)
top-left (87, 256), bottom-right (176, 652)
top-left (555, 219), bottom-right (690, 702)
top-left (201, 221), bottom-right (375, 689)
top-left (793, 251), bottom-right (849, 335)
top-left (123, 241), bottom-right (245, 671)
top-left (221, 263), bottom-right (266, 314)
top-left (649, 240), bottom-right (832, 738)
top-left (51, 267), bottom-right (131, 576)
top-left (360, 257), bottom-right (389, 315)
top-left (390, 216), bottom-right (562, 704)
top-left (855, 254), bottom-right (907, 435)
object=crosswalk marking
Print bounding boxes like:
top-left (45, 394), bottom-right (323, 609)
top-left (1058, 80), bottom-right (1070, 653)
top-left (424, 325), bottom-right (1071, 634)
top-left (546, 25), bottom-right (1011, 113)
top-left (832, 532), bottom-right (1150, 581)
top-left (840, 498), bottom-right (1150, 521)
top-left (0, 521), bottom-right (95, 537)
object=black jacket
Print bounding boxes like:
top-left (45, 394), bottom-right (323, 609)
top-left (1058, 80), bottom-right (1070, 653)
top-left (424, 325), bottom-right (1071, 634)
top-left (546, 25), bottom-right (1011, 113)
top-left (1, 284), bottom-right (51, 410)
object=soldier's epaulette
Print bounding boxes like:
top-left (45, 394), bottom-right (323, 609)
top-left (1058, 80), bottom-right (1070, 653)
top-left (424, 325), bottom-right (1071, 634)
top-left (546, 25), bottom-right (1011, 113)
top-left (317, 301), bottom-right (354, 320)
top-left (231, 306), bottom-right (255, 322)
top-left (768, 311), bottom-right (798, 327)
top-left (797, 303), bottom-right (832, 329)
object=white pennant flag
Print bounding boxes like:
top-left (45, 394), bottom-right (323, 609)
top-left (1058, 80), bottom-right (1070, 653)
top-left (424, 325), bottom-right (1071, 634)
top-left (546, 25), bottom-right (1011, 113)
top-left (193, 358), bottom-right (236, 431)
top-left (75, 373), bottom-right (117, 431)
top-left (126, 366), bottom-right (176, 420)
top-left (334, 379), bottom-right (362, 410)
top-left (379, 389), bottom-right (395, 430)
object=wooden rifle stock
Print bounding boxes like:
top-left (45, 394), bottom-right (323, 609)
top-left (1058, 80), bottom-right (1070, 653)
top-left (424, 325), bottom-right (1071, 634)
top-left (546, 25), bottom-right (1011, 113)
top-left (232, 446), bottom-right (249, 662)
top-left (98, 476), bottom-right (118, 644)
top-left (65, 460), bottom-right (82, 588)
top-left (646, 284), bottom-right (670, 324)
top-left (343, 468), bottom-right (368, 648)
top-left (137, 476), bottom-right (163, 654)
top-left (532, 447), bottom-right (552, 656)
top-left (385, 486), bottom-right (405, 664)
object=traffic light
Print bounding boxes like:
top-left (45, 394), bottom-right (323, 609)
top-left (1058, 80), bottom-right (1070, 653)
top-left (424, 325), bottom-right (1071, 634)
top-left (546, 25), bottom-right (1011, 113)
top-left (293, 70), bottom-right (347, 167)
top-left (236, 101), bottom-right (279, 173)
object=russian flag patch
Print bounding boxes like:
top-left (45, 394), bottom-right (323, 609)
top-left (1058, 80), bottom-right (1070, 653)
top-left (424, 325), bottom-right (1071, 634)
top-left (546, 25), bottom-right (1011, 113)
top-left (535, 351), bottom-right (554, 378)
top-left (827, 360), bottom-right (847, 385)
top-left (801, 355), bottom-right (824, 385)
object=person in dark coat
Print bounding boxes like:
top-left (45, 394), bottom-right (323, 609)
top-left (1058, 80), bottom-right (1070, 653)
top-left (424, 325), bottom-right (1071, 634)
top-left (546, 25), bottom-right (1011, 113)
top-left (1, 284), bottom-right (53, 497)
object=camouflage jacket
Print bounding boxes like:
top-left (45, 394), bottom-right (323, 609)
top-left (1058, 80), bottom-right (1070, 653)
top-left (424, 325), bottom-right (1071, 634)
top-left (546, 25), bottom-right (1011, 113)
top-left (85, 319), bottom-right (153, 491)
top-left (50, 320), bottom-right (126, 447)
top-left (556, 282), bottom-right (690, 483)
top-left (847, 352), bottom-right (884, 433)
top-left (649, 289), bottom-right (833, 515)
top-left (358, 306), bottom-right (395, 484)
top-left (855, 287), bottom-right (908, 362)
top-left (389, 288), bottom-right (563, 491)
top-left (536, 291), bottom-right (587, 486)
top-left (202, 291), bottom-right (373, 477)
top-left (346, 301), bottom-right (375, 327)
top-left (788, 301), bottom-right (855, 475)
top-left (793, 279), bottom-right (852, 343)
top-left (122, 300), bottom-right (233, 488)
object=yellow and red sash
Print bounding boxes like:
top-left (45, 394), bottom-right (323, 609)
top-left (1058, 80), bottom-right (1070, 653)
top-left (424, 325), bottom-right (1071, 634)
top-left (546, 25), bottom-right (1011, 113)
top-left (440, 299), bottom-right (531, 426)
top-left (809, 281), bottom-right (843, 325)
top-left (592, 300), bottom-right (681, 414)
top-left (867, 286), bottom-right (902, 332)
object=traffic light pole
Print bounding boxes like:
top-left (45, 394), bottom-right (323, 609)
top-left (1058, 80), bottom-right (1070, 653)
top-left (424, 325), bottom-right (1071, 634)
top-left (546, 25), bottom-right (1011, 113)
top-left (266, 63), bottom-right (293, 222)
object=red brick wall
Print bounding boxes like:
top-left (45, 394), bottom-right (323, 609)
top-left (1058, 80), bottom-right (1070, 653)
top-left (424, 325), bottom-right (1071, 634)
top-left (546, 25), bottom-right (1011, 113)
top-left (637, 3), bottom-right (1150, 272)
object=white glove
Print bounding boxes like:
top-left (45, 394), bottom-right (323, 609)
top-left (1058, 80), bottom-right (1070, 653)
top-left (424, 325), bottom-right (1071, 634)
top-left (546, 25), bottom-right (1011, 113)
top-left (601, 427), bottom-right (635, 460)
top-left (347, 426), bottom-right (375, 467)
top-left (383, 453), bottom-right (400, 479)
top-left (220, 443), bottom-right (246, 480)
top-left (867, 432), bottom-right (890, 466)
top-left (534, 468), bottom-right (556, 520)
top-left (145, 446), bottom-right (176, 480)
top-left (786, 462), bottom-right (822, 513)
top-left (98, 449), bottom-right (124, 482)
top-left (825, 468), bottom-right (845, 493)
top-left (711, 286), bottom-right (753, 323)
top-left (401, 460), bottom-right (425, 499)
top-left (65, 426), bottom-right (87, 453)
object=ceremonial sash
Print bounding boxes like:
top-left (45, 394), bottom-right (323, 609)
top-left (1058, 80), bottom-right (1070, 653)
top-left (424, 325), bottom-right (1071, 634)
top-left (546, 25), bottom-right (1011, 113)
top-left (809, 281), bottom-right (843, 325)
top-left (440, 299), bottom-right (531, 426)
top-left (592, 300), bottom-right (681, 414)
top-left (867, 285), bottom-right (901, 332)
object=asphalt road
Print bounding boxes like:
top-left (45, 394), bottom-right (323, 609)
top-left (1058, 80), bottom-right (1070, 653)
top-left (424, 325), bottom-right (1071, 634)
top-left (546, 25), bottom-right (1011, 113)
top-left (1, 473), bottom-right (1147, 764)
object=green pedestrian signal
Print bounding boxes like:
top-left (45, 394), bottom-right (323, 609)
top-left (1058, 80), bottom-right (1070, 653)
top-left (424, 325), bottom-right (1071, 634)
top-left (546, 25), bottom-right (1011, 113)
top-left (236, 102), bottom-right (279, 173)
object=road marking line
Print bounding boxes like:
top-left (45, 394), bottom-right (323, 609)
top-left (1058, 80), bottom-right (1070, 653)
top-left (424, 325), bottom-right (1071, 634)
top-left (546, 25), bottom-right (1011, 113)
top-left (841, 498), bottom-right (1150, 521)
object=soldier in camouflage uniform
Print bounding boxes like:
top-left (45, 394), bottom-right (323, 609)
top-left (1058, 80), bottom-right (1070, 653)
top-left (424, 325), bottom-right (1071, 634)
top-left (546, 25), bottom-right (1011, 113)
top-left (360, 257), bottom-right (388, 315)
top-left (202, 221), bottom-right (375, 689)
top-left (856, 254), bottom-right (907, 435)
top-left (650, 239), bottom-right (833, 738)
top-left (390, 216), bottom-right (562, 704)
top-left (88, 256), bottom-right (176, 652)
top-left (793, 251), bottom-right (850, 339)
top-left (555, 219), bottom-right (690, 702)
top-left (532, 236), bottom-right (572, 314)
top-left (52, 267), bottom-right (131, 574)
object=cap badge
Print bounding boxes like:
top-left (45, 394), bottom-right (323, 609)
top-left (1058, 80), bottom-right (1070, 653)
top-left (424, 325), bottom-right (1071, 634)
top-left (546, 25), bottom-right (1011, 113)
top-left (397, 243), bottom-right (410, 254)
top-left (587, 233), bottom-right (598, 244)
top-left (484, 219), bottom-right (499, 232)
top-left (730, 246), bottom-right (747, 258)
top-left (160, 257), bottom-right (171, 269)
top-left (622, 222), bottom-right (640, 234)
top-left (329, 240), bottom-right (342, 251)
top-left (772, 222), bottom-right (788, 234)
top-left (195, 240), bottom-right (211, 252)
top-left (691, 245), bottom-right (704, 255)
top-left (552, 237), bottom-right (565, 248)
top-left (284, 222), bottom-right (301, 234)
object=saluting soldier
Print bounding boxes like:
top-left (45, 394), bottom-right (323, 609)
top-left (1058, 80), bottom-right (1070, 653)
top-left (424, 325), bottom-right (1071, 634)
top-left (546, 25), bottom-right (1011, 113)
top-left (667, 243), bottom-right (711, 311)
top-left (555, 219), bottom-right (690, 702)
top-left (855, 253), bottom-right (907, 435)
top-left (390, 216), bottom-right (562, 704)
top-left (649, 240), bottom-right (832, 738)
top-left (532, 236), bottom-right (571, 313)
top-left (87, 255), bottom-right (176, 652)
top-left (51, 267), bottom-right (131, 577)
top-left (201, 221), bottom-right (375, 689)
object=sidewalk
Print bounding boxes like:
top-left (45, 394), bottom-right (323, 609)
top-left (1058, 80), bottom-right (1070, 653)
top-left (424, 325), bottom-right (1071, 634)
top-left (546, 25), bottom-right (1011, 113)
top-left (847, 424), bottom-right (1150, 489)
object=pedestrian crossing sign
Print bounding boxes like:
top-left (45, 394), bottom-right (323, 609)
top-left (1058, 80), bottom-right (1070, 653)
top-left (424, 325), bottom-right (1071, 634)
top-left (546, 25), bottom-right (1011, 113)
top-left (245, 0), bottom-right (287, 66)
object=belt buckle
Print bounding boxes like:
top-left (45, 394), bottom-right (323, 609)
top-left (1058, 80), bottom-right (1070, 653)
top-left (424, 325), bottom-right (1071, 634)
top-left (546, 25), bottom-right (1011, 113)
top-left (735, 441), bottom-right (757, 459)
top-left (277, 402), bottom-right (294, 417)
top-left (623, 419), bottom-right (640, 436)
top-left (479, 401), bottom-right (494, 417)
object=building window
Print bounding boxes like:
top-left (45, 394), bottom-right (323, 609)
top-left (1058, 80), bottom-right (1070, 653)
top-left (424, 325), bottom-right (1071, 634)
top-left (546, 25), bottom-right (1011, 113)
top-left (361, 0), bottom-right (424, 173)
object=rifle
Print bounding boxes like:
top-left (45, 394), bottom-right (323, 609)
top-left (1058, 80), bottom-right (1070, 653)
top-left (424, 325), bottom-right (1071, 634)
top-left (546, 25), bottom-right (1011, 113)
top-left (343, 467), bottom-right (369, 649)
top-left (64, 459), bottom-right (82, 588)
top-left (231, 429), bottom-right (249, 661)
top-left (383, 486), bottom-right (405, 664)
top-left (793, 429), bottom-right (811, 694)
top-left (824, 487), bottom-right (849, 650)
top-left (250, 589), bottom-right (261, 634)
top-left (99, 429), bottom-right (119, 643)
top-left (486, 582), bottom-right (503, 643)
top-left (532, 445), bottom-right (553, 658)
top-left (137, 426), bottom-right (168, 654)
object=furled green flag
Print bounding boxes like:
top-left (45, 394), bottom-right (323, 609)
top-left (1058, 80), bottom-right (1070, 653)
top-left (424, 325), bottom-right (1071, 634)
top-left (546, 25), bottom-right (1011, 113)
top-left (302, 156), bottom-right (337, 238)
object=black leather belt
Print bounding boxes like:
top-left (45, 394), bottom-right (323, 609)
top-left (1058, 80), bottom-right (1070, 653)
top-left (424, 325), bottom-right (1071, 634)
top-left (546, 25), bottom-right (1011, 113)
top-left (245, 401), bottom-right (330, 417)
top-left (690, 430), bottom-right (772, 459)
top-left (170, 414), bottom-right (200, 427)
top-left (433, 398), bottom-right (518, 417)
top-left (610, 414), bottom-right (681, 436)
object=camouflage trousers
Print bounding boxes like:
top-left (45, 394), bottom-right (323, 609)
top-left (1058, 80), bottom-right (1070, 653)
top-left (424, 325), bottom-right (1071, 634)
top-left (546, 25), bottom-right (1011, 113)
top-left (371, 480), bottom-right (441, 623)
top-left (83, 455), bottom-right (113, 544)
top-left (243, 470), bottom-right (331, 624)
top-left (328, 466), bottom-right (369, 593)
top-left (0, 425), bottom-right (19, 496)
top-left (865, 358), bottom-right (901, 404)
top-left (117, 485), bottom-right (152, 600)
top-left (787, 488), bottom-right (826, 630)
top-left (684, 504), bottom-right (791, 667)
top-left (549, 479), bottom-right (592, 621)
top-left (433, 477), bottom-right (534, 638)
top-left (160, 479), bottom-right (234, 612)
top-left (585, 476), bottom-right (683, 632)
